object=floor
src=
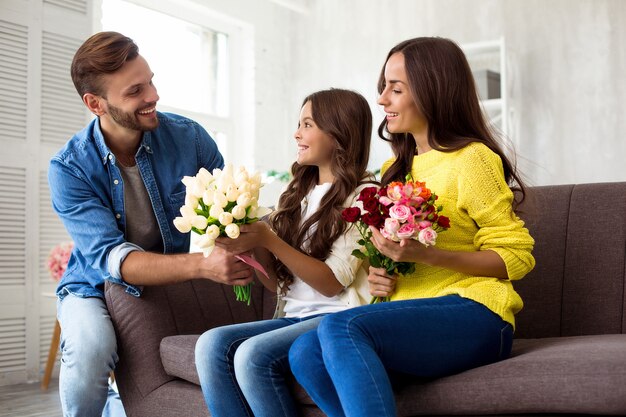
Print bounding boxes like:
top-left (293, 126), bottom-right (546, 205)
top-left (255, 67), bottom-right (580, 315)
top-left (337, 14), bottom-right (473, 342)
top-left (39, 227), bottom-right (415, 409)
top-left (0, 378), bottom-right (62, 417)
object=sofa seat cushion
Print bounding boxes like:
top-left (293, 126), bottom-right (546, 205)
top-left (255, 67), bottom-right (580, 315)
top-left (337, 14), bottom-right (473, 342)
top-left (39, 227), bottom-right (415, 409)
top-left (161, 334), bottom-right (201, 386)
top-left (393, 334), bottom-right (626, 416)
top-left (161, 333), bottom-right (626, 415)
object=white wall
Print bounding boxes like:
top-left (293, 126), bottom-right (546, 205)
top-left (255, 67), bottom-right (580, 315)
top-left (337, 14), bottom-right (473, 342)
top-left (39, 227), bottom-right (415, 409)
top-left (284, 0), bottom-right (626, 186)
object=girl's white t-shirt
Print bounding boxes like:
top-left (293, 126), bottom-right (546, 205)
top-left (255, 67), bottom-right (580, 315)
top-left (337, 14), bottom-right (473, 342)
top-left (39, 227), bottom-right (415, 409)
top-left (282, 182), bottom-right (347, 318)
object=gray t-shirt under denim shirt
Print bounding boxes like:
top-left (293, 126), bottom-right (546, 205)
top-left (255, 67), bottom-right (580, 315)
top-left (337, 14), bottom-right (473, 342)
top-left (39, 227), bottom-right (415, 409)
top-left (118, 163), bottom-right (163, 253)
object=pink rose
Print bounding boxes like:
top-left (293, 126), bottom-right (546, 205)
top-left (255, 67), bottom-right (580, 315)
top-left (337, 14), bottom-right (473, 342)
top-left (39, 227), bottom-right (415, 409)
top-left (381, 227), bottom-right (399, 242)
top-left (418, 227), bottom-right (438, 246)
top-left (417, 220), bottom-right (432, 230)
top-left (389, 204), bottom-right (412, 222)
top-left (396, 222), bottom-right (419, 240)
top-left (383, 217), bottom-right (401, 234)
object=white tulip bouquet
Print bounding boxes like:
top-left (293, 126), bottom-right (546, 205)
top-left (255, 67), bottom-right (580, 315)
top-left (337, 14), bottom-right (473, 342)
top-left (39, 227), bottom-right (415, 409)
top-left (173, 164), bottom-right (272, 304)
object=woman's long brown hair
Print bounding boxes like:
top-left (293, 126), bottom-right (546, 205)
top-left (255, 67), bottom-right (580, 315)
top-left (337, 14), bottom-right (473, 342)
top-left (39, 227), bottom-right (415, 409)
top-left (269, 88), bottom-right (373, 293)
top-left (377, 37), bottom-right (526, 205)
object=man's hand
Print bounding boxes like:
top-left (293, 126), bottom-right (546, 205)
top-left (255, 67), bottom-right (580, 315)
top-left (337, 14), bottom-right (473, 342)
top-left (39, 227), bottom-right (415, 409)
top-left (198, 246), bottom-right (254, 286)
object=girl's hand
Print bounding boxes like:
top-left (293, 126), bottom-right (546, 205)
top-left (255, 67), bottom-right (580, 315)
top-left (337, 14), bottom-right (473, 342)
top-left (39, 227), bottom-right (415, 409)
top-left (370, 226), bottom-right (432, 264)
top-left (215, 222), bottom-right (274, 255)
top-left (368, 266), bottom-right (397, 298)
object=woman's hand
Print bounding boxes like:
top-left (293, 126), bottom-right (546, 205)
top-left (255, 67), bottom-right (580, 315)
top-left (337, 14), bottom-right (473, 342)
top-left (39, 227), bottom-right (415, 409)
top-left (214, 221), bottom-right (274, 255)
top-left (368, 266), bottom-right (397, 298)
top-left (370, 226), bottom-right (433, 264)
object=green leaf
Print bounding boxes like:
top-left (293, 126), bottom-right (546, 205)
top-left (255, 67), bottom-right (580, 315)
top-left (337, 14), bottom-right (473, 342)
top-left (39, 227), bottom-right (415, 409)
top-left (351, 249), bottom-right (366, 259)
top-left (369, 255), bottom-right (381, 268)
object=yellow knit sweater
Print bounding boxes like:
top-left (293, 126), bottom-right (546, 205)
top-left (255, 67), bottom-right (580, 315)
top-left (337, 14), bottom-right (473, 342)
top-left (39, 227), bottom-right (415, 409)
top-left (382, 142), bottom-right (535, 328)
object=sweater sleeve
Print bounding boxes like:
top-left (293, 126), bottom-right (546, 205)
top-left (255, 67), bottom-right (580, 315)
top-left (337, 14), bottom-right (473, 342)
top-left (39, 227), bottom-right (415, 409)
top-left (457, 145), bottom-right (535, 281)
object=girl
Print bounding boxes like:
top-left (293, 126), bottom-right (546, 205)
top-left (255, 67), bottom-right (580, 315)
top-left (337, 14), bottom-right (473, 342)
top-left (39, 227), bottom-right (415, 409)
top-left (194, 88), bottom-right (374, 417)
top-left (288, 37), bottom-right (536, 417)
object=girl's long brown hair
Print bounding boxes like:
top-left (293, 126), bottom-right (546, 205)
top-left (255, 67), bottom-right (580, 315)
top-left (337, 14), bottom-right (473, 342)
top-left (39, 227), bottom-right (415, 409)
top-left (378, 37), bottom-right (526, 205)
top-left (269, 88), bottom-right (373, 293)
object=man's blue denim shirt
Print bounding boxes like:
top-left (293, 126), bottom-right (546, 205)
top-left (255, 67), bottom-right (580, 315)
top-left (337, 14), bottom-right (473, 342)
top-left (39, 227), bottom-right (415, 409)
top-left (48, 112), bottom-right (224, 300)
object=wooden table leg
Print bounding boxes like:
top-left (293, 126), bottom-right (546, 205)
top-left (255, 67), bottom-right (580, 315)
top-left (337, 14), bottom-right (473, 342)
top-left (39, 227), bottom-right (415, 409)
top-left (41, 320), bottom-right (61, 390)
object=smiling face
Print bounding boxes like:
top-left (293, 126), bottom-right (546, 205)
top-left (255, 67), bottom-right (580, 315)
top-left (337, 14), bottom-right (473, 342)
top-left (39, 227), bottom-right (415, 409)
top-left (293, 100), bottom-right (336, 182)
top-left (377, 52), bottom-right (428, 139)
top-left (98, 54), bottom-right (160, 134)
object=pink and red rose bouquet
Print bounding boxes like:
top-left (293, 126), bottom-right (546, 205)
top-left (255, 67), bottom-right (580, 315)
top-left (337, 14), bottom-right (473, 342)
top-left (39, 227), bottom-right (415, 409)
top-left (342, 176), bottom-right (450, 303)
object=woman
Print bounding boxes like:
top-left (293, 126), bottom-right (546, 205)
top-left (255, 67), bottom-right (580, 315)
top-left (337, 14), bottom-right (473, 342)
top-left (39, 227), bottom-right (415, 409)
top-left (289, 37), bottom-right (536, 417)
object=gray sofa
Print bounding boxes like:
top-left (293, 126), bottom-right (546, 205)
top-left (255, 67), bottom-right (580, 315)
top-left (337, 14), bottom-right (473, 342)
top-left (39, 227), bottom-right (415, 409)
top-left (105, 181), bottom-right (626, 416)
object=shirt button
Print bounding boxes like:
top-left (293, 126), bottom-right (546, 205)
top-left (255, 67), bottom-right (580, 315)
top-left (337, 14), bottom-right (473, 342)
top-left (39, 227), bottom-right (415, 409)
top-left (145, 146), bottom-right (151, 151)
top-left (108, 155), bottom-right (113, 160)
top-left (116, 213), bottom-right (121, 219)
top-left (113, 179), bottom-right (119, 185)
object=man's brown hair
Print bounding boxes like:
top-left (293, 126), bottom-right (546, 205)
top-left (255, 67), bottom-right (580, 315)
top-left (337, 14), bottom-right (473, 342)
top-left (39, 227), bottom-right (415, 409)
top-left (71, 31), bottom-right (139, 98)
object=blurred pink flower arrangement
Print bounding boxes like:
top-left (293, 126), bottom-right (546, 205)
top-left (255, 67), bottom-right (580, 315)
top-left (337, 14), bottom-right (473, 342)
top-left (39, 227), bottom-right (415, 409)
top-left (47, 242), bottom-right (73, 282)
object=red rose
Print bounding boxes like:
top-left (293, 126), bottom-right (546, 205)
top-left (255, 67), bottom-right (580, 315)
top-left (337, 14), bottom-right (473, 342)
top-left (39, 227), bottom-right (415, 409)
top-left (342, 207), bottom-right (361, 223)
top-left (437, 215), bottom-right (451, 229)
top-left (362, 198), bottom-right (379, 213)
top-left (357, 187), bottom-right (378, 202)
top-left (362, 212), bottom-right (384, 229)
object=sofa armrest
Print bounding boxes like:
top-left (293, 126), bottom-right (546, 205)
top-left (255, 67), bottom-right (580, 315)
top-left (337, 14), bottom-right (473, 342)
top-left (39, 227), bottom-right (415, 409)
top-left (104, 279), bottom-right (269, 414)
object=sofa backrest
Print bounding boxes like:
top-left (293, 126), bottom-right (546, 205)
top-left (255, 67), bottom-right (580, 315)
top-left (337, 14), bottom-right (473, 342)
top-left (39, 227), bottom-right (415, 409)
top-left (514, 182), bottom-right (626, 339)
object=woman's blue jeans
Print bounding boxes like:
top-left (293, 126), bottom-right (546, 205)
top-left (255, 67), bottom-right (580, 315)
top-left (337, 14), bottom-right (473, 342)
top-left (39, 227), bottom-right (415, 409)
top-left (289, 295), bottom-right (513, 417)
top-left (194, 315), bottom-right (323, 417)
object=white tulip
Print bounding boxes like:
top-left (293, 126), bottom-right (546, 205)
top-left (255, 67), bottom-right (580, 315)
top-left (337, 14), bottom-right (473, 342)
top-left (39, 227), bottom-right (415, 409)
top-left (173, 217), bottom-right (192, 233)
top-left (237, 182), bottom-right (251, 193)
top-left (195, 233), bottom-right (215, 248)
top-left (213, 192), bottom-right (228, 208)
top-left (196, 168), bottom-right (214, 187)
top-left (219, 211), bottom-right (234, 225)
top-left (237, 192), bottom-right (252, 207)
top-left (181, 175), bottom-right (195, 188)
top-left (202, 189), bottom-right (215, 206)
top-left (180, 205), bottom-right (197, 219)
top-left (223, 163), bottom-right (234, 178)
top-left (255, 206), bottom-right (273, 219)
top-left (250, 184), bottom-right (260, 200)
top-left (225, 223), bottom-right (240, 239)
top-left (250, 172), bottom-right (262, 187)
top-left (185, 194), bottom-right (199, 209)
top-left (205, 224), bottom-right (220, 240)
top-left (231, 205), bottom-right (247, 220)
top-left (209, 204), bottom-right (224, 219)
top-left (191, 215), bottom-right (208, 230)
top-left (235, 170), bottom-right (249, 186)
top-left (189, 181), bottom-right (205, 199)
top-left (226, 184), bottom-right (240, 202)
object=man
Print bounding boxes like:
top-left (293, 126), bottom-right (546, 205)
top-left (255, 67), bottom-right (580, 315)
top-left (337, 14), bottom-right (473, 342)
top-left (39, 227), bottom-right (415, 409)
top-left (48, 31), bottom-right (253, 417)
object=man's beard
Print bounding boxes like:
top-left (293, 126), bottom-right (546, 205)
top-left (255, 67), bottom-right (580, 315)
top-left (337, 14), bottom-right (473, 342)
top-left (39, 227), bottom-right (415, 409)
top-left (107, 102), bottom-right (159, 132)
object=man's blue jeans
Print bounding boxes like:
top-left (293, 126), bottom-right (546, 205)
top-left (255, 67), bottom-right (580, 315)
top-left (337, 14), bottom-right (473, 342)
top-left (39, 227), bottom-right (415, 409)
top-left (289, 295), bottom-right (513, 417)
top-left (57, 294), bottom-right (125, 417)
top-left (194, 315), bottom-right (323, 417)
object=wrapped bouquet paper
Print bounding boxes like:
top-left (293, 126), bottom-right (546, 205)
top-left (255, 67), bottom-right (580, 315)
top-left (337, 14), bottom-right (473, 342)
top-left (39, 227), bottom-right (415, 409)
top-left (173, 164), bottom-right (272, 304)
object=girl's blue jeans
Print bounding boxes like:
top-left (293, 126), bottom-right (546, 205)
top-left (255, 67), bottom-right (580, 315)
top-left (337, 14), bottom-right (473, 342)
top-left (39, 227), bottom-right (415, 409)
top-left (194, 314), bottom-right (323, 417)
top-left (288, 295), bottom-right (513, 417)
